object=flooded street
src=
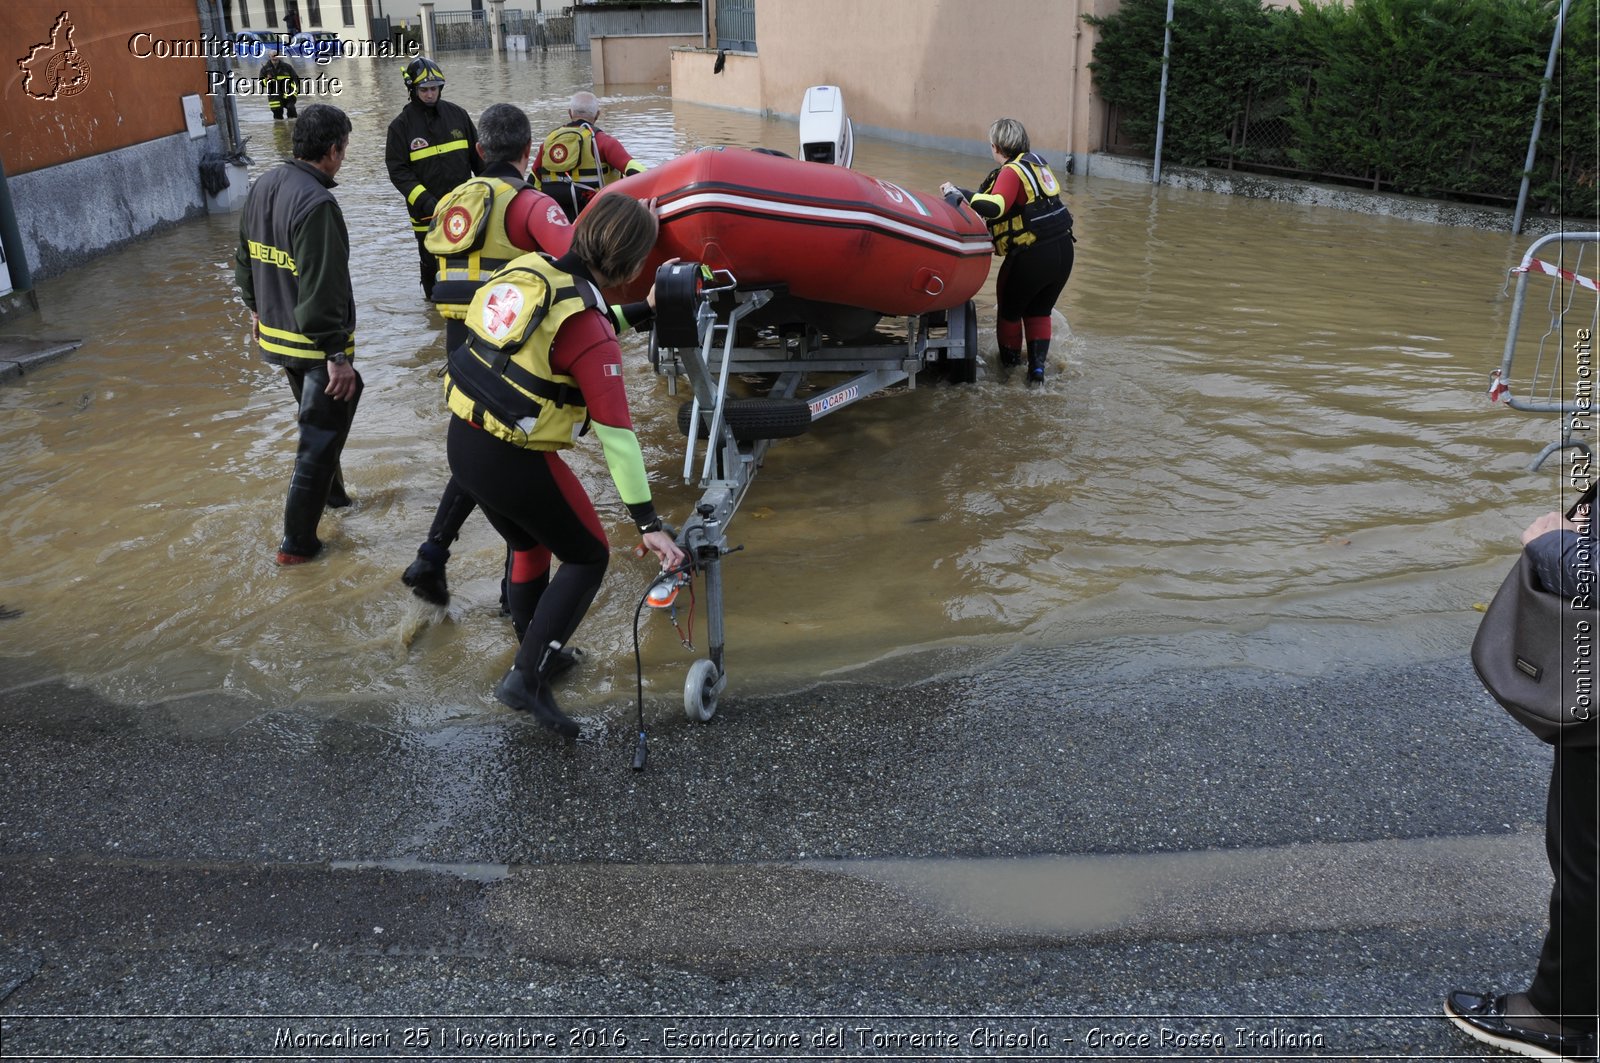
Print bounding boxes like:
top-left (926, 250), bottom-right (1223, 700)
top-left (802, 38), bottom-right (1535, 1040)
top-left (0, 51), bottom-right (1573, 721)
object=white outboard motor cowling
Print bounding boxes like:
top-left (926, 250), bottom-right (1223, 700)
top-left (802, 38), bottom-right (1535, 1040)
top-left (798, 85), bottom-right (854, 168)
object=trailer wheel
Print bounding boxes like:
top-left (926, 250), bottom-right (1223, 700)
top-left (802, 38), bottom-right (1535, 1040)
top-left (678, 398), bottom-right (813, 441)
top-left (949, 300), bottom-right (980, 384)
top-left (684, 659), bottom-right (720, 722)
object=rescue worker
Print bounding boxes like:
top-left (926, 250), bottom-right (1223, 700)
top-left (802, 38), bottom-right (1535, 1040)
top-left (404, 107), bottom-right (659, 630)
top-left (259, 53), bottom-right (298, 121)
top-left (528, 91), bottom-right (645, 222)
top-left (941, 118), bottom-right (1074, 385)
top-left (385, 57), bottom-right (480, 300)
top-left (441, 194), bottom-right (685, 737)
top-left (233, 104), bottom-right (362, 565)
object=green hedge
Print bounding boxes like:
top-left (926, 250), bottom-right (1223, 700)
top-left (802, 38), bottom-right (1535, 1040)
top-left (1086, 0), bottom-right (1597, 219)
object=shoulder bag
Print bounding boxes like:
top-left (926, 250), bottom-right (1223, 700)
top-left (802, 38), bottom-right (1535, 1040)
top-left (1470, 486), bottom-right (1598, 746)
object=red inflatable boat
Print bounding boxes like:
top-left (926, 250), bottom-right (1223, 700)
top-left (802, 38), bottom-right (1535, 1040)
top-left (600, 146), bottom-right (993, 325)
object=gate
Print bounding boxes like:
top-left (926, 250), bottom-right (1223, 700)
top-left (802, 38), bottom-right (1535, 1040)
top-left (715, 0), bottom-right (755, 52)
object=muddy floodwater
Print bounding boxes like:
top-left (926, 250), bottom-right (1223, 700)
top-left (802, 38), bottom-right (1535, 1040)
top-left (0, 52), bottom-right (1583, 723)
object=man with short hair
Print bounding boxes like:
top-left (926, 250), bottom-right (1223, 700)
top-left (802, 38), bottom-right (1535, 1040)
top-left (385, 58), bottom-right (481, 299)
top-left (528, 90), bottom-right (645, 221)
top-left (234, 103), bottom-right (363, 565)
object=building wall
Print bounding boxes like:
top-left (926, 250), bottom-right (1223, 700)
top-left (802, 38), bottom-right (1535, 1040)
top-left (672, 0), bottom-right (1119, 165)
top-left (1, 1), bottom-right (217, 176)
top-left (0, 1), bottom-right (226, 283)
top-left (593, 34), bottom-right (701, 85)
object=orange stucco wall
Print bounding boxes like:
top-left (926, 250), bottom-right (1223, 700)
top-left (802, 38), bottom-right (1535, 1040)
top-left (672, 0), bottom-right (1120, 160)
top-left (1, 1), bottom-right (216, 176)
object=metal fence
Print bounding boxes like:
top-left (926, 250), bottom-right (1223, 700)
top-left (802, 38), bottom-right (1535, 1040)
top-left (432, 9), bottom-right (575, 52)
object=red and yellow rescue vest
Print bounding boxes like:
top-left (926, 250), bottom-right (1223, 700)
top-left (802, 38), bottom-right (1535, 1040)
top-left (426, 176), bottom-right (528, 320)
top-left (443, 254), bottom-right (602, 451)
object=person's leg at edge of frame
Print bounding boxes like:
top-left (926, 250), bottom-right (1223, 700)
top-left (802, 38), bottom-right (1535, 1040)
top-left (1444, 740), bottom-right (1598, 1059)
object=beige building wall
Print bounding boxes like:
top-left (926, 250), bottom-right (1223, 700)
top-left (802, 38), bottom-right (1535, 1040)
top-left (593, 34), bottom-right (701, 85)
top-left (671, 0), bottom-right (1120, 164)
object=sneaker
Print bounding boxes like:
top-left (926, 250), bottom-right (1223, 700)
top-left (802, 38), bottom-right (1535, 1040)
top-left (1445, 991), bottom-right (1597, 1060)
top-left (401, 548), bottom-right (449, 606)
top-left (494, 667), bottom-right (579, 740)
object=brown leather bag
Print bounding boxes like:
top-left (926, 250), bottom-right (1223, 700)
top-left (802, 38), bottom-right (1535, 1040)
top-left (1471, 486), bottom-right (1598, 746)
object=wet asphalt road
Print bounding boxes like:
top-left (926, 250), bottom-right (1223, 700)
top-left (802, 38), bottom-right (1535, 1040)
top-left (0, 627), bottom-right (1558, 1061)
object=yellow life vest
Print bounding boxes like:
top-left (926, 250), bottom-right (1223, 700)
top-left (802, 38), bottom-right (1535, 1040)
top-left (981, 154), bottom-right (1072, 256)
top-left (443, 254), bottom-right (602, 451)
top-left (534, 123), bottom-right (616, 190)
top-left (426, 176), bottom-right (528, 320)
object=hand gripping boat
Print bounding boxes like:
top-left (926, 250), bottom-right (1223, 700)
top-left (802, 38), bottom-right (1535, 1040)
top-left (600, 91), bottom-right (995, 729)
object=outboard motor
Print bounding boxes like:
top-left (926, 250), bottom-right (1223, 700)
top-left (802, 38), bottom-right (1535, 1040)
top-left (798, 85), bottom-right (853, 168)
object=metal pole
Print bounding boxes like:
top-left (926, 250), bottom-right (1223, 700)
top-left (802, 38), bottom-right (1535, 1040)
top-left (1513, 0), bottom-right (1571, 235)
top-left (1151, 0), bottom-right (1176, 185)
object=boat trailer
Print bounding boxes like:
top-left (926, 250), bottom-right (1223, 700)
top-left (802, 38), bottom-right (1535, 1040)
top-left (642, 263), bottom-right (980, 721)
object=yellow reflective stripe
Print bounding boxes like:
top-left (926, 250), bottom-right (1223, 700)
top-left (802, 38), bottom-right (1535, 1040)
top-left (406, 184), bottom-right (427, 206)
top-left (247, 239), bottom-right (296, 274)
top-left (410, 139), bottom-right (469, 162)
top-left (623, 160), bottom-right (646, 176)
top-left (258, 321), bottom-right (355, 361)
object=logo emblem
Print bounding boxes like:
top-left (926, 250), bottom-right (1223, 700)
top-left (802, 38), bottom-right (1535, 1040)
top-left (545, 204), bottom-right (568, 227)
top-left (482, 284), bottom-right (523, 340)
top-left (548, 142), bottom-right (570, 165)
top-left (18, 11), bottom-right (91, 101)
top-left (410, 137), bottom-right (429, 151)
top-left (441, 206), bottom-right (472, 242)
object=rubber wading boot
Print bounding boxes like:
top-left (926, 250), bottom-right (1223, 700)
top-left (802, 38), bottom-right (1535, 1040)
top-left (401, 540), bottom-right (450, 606)
top-left (1026, 340), bottom-right (1049, 386)
top-left (277, 460), bottom-right (331, 564)
top-left (998, 345), bottom-right (1022, 368)
top-left (494, 666), bottom-right (579, 739)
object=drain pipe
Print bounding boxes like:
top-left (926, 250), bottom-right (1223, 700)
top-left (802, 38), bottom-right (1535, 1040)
top-left (1150, 0), bottom-right (1175, 185)
top-left (1513, 0), bottom-right (1571, 235)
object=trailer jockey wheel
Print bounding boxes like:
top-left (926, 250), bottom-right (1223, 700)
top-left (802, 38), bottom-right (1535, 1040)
top-left (652, 260), bottom-right (708, 349)
top-left (684, 659), bottom-right (719, 721)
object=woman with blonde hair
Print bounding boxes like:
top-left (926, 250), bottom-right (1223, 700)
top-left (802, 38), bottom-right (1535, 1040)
top-left (942, 117), bottom-right (1074, 384)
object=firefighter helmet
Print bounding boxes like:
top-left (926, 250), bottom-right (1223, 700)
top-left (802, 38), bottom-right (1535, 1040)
top-left (402, 58), bottom-right (446, 91)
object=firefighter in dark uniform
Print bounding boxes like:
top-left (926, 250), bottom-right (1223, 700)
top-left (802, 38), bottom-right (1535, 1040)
top-left (233, 104), bottom-right (363, 565)
top-left (528, 90), bottom-right (645, 221)
top-left (385, 58), bottom-right (481, 299)
top-left (942, 117), bottom-right (1074, 385)
top-left (403, 104), bottom-right (656, 628)
top-left (441, 194), bottom-right (685, 737)
top-left (259, 54), bottom-right (298, 120)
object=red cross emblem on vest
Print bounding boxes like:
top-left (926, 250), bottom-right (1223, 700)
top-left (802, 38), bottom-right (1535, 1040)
top-left (482, 284), bottom-right (523, 339)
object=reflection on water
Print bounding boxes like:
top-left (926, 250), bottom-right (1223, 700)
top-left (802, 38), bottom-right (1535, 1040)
top-left (0, 52), bottom-right (1576, 719)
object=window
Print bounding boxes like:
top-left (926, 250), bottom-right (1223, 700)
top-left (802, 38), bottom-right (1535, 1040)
top-left (264, 0), bottom-right (277, 28)
top-left (340, 0), bottom-right (353, 27)
top-left (306, 0), bottom-right (322, 27)
top-left (238, 0), bottom-right (251, 27)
